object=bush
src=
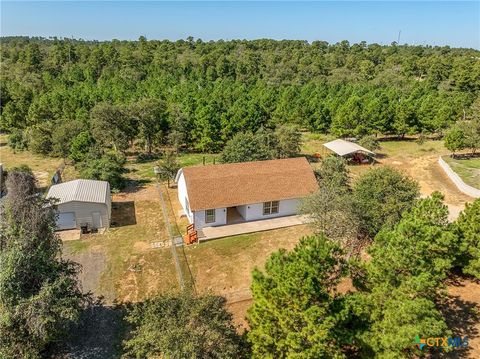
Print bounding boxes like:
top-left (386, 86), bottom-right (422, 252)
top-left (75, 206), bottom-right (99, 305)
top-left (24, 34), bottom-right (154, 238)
top-left (123, 292), bottom-right (247, 358)
top-left (8, 129), bottom-right (28, 151)
top-left (358, 135), bottom-right (380, 151)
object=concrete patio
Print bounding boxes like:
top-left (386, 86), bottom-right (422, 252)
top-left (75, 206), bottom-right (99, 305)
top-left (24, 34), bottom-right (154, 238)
top-left (200, 215), bottom-right (308, 240)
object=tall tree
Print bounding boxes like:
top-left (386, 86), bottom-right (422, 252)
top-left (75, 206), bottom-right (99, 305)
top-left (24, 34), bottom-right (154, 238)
top-left (351, 193), bottom-right (455, 358)
top-left (352, 166), bottom-right (420, 237)
top-left (130, 98), bottom-right (168, 154)
top-left (221, 132), bottom-right (274, 163)
top-left (248, 235), bottom-right (353, 358)
top-left (0, 171), bottom-right (88, 358)
top-left (453, 199), bottom-right (480, 278)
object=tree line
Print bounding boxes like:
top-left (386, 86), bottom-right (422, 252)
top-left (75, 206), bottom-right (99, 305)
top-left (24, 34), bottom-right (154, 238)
top-left (2, 36), bottom-right (479, 157)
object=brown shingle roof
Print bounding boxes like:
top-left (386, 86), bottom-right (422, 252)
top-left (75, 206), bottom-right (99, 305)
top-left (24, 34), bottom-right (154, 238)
top-left (181, 157), bottom-right (318, 211)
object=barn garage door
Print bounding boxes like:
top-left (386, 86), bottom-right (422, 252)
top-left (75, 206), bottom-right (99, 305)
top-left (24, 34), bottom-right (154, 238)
top-left (56, 212), bottom-right (76, 230)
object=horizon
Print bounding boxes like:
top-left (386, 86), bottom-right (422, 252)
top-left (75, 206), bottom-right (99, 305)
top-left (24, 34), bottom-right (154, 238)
top-left (1, 1), bottom-right (479, 49)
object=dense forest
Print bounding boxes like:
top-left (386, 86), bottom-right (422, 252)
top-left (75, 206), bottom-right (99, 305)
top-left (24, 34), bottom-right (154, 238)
top-left (1, 36), bottom-right (479, 155)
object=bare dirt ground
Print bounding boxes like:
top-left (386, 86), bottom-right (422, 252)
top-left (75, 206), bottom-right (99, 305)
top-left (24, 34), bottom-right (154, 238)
top-left (381, 154), bottom-right (475, 222)
top-left (441, 278), bottom-right (480, 358)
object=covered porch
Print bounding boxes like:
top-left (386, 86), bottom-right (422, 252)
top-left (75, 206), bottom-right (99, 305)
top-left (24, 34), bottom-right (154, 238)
top-left (226, 206), bottom-right (246, 225)
top-left (199, 214), bottom-right (307, 241)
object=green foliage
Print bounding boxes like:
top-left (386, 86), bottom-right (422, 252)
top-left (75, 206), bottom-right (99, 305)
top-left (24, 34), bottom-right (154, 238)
top-left (221, 132), bottom-right (274, 163)
top-left (302, 157), bottom-right (358, 244)
top-left (221, 126), bottom-right (302, 163)
top-left (454, 199), bottom-right (480, 278)
top-left (248, 235), bottom-right (352, 358)
top-left (79, 151), bottom-right (126, 190)
top-left (26, 122), bottom-right (53, 155)
top-left (90, 102), bottom-right (132, 153)
top-left (69, 131), bottom-right (95, 163)
top-left (351, 193), bottom-right (455, 358)
top-left (1, 37), bottom-right (478, 157)
top-left (10, 164), bottom-right (33, 174)
top-left (273, 125), bottom-right (302, 158)
top-left (123, 292), bottom-right (247, 358)
top-left (358, 135), bottom-right (380, 151)
top-left (130, 98), bottom-right (168, 154)
top-left (156, 151), bottom-right (180, 185)
top-left (444, 119), bottom-right (480, 154)
top-left (0, 171), bottom-right (88, 358)
top-left (353, 166), bottom-right (420, 237)
top-left (444, 124), bottom-right (467, 153)
top-left (7, 128), bottom-right (28, 151)
top-left (316, 155), bottom-right (350, 190)
top-left (51, 120), bottom-right (84, 158)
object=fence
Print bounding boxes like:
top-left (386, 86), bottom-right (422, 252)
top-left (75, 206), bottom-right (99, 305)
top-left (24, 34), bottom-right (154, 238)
top-left (156, 180), bottom-right (196, 293)
top-left (438, 156), bottom-right (480, 198)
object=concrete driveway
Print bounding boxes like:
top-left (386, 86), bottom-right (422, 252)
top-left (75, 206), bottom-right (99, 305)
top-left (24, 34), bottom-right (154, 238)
top-left (200, 215), bottom-right (307, 240)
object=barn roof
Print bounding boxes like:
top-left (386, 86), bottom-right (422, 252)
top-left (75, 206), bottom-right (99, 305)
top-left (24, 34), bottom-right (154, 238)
top-left (178, 157), bottom-right (318, 211)
top-left (323, 139), bottom-right (375, 156)
top-left (46, 179), bottom-right (110, 205)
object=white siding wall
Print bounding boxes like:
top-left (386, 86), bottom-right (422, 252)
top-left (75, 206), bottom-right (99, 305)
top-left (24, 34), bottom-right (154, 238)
top-left (57, 201), bottom-right (109, 229)
top-left (177, 171), bottom-right (194, 223)
top-left (243, 198), bottom-right (300, 221)
top-left (193, 207), bottom-right (227, 229)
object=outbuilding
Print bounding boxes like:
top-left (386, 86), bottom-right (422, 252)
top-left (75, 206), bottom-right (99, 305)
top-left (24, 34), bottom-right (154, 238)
top-left (175, 157), bottom-right (318, 230)
top-left (46, 179), bottom-right (111, 230)
top-left (323, 139), bottom-right (375, 163)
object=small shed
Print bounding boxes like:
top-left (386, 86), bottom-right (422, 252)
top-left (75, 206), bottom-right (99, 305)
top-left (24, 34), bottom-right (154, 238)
top-left (46, 179), bottom-right (111, 230)
top-left (323, 139), bottom-right (375, 164)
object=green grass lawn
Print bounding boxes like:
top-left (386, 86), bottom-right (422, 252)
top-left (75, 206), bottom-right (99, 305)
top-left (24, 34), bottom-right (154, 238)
top-left (300, 132), bottom-right (448, 159)
top-left (377, 139), bottom-right (447, 158)
top-left (125, 152), bottom-right (220, 184)
top-left (0, 134), bottom-right (64, 186)
top-left (443, 156), bottom-right (480, 189)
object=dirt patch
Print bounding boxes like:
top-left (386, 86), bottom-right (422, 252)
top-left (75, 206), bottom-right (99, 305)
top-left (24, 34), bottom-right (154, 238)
top-left (442, 278), bottom-right (480, 358)
top-left (382, 154), bottom-right (473, 207)
top-left (227, 299), bottom-right (252, 333)
top-left (58, 229), bottom-right (81, 241)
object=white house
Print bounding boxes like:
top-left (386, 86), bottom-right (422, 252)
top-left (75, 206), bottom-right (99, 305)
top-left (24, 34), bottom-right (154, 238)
top-left (46, 179), bottom-right (111, 230)
top-left (175, 157), bottom-right (318, 229)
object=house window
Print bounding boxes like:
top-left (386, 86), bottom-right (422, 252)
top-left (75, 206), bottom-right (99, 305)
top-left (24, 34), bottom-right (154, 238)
top-left (263, 201), bottom-right (279, 215)
top-left (205, 209), bottom-right (216, 223)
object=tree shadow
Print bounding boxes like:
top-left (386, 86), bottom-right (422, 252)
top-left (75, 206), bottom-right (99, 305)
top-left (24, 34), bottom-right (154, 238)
top-left (111, 201), bottom-right (136, 227)
top-left (122, 178), bottom-right (151, 193)
top-left (434, 294), bottom-right (480, 358)
top-left (51, 301), bottom-right (128, 359)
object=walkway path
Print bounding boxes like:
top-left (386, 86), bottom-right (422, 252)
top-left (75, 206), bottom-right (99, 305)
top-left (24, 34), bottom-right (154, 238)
top-left (201, 215), bottom-right (307, 240)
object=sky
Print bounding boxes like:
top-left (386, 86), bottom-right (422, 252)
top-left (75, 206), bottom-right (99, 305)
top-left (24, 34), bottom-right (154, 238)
top-left (1, 1), bottom-right (479, 49)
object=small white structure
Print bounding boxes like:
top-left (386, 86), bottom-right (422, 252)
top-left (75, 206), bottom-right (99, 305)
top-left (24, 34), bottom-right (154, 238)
top-left (46, 179), bottom-right (111, 230)
top-left (323, 139), bottom-right (375, 157)
top-left (323, 139), bottom-right (375, 163)
top-left (176, 157), bottom-right (318, 229)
